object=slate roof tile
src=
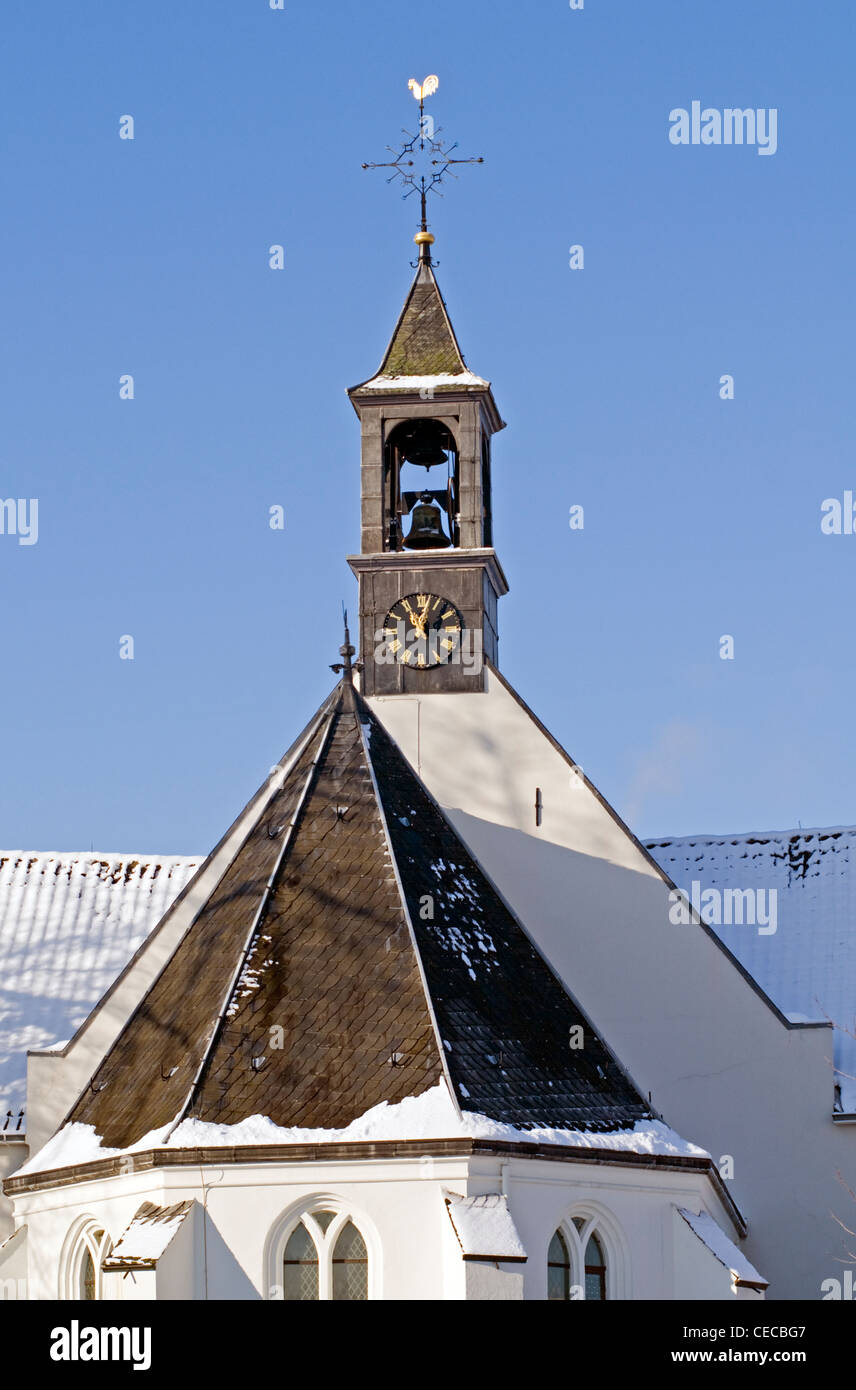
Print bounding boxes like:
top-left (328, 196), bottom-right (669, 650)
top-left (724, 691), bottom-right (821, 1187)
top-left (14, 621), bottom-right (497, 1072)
top-left (63, 683), bottom-right (649, 1149)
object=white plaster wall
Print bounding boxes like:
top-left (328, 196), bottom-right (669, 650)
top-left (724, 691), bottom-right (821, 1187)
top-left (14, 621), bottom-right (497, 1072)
top-left (477, 1154), bottom-right (748, 1301)
top-left (102, 1267), bottom-right (156, 1301)
top-left (14, 1158), bottom-right (457, 1302)
top-left (0, 1224), bottom-right (28, 1300)
top-left (462, 1262), bottom-right (525, 1299)
top-left (368, 673), bottom-right (849, 1299)
top-left (0, 1141), bottom-right (28, 1241)
top-left (154, 1204), bottom-right (200, 1301)
top-left (12, 1151), bottom-right (745, 1302)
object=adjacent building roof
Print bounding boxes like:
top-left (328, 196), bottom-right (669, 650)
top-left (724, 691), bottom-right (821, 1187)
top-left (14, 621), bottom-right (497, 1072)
top-left (0, 853), bottom-right (201, 1117)
top-left (646, 827), bottom-right (856, 1109)
top-left (62, 681), bottom-right (651, 1150)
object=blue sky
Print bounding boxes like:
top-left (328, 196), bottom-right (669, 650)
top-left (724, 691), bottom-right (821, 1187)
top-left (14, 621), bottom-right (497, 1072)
top-left (2, 0), bottom-right (854, 852)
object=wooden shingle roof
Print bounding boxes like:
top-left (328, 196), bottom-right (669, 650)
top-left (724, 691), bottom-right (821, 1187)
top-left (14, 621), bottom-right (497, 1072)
top-left (348, 260), bottom-right (495, 396)
top-left (64, 684), bottom-right (650, 1149)
top-left (376, 260), bottom-right (467, 378)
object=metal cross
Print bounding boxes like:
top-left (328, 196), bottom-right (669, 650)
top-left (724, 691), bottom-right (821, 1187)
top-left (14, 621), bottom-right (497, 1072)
top-left (362, 75), bottom-right (484, 235)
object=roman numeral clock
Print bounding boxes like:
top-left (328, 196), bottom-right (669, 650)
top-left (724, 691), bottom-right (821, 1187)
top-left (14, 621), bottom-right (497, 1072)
top-left (348, 77), bottom-right (508, 696)
top-left (382, 593), bottom-right (465, 669)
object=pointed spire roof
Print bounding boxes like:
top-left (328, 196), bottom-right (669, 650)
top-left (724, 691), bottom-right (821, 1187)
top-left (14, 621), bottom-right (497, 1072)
top-left (349, 259), bottom-right (492, 397)
top-left (379, 260), bottom-right (467, 377)
top-left (64, 684), bottom-right (650, 1150)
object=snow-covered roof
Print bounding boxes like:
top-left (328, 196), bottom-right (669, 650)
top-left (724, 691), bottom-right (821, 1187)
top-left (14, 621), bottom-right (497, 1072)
top-left (444, 1191), bottom-right (527, 1261)
top-left (6, 822), bottom-right (852, 1143)
top-left (646, 827), bottom-right (856, 1109)
top-left (0, 853), bottom-right (201, 1120)
top-left (102, 1200), bottom-right (193, 1271)
top-left (16, 1080), bottom-right (709, 1178)
top-left (677, 1207), bottom-right (767, 1289)
top-left (355, 370), bottom-right (490, 394)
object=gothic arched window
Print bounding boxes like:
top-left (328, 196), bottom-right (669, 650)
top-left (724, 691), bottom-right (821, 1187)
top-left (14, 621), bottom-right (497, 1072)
top-left (62, 1222), bottom-right (112, 1301)
top-left (548, 1217), bottom-right (612, 1300)
top-left (547, 1229), bottom-right (571, 1300)
top-left (81, 1247), bottom-right (96, 1301)
top-left (584, 1231), bottom-right (607, 1301)
top-left (331, 1221), bottom-right (368, 1301)
top-left (280, 1209), bottom-right (370, 1301)
top-left (283, 1221), bottom-right (319, 1301)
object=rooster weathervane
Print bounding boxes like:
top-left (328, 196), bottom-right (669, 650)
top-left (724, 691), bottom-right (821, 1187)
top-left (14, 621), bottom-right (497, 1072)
top-left (362, 75), bottom-right (484, 257)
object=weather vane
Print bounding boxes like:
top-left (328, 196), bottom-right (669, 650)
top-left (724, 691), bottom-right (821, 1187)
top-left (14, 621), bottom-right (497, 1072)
top-left (362, 75), bottom-right (484, 258)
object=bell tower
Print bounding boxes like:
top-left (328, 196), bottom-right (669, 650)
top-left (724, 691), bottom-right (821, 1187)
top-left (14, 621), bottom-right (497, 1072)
top-left (348, 79), bottom-right (507, 696)
top-left (347, 235), bottom-right (507, 695)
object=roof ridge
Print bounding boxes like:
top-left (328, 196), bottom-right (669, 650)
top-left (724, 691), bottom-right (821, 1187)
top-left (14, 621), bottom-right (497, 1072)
top-left (352, 696), bottom-right (463, 1128)
top-left (164, 697), bottom-right (342, 1139)
top-left (645, 825), bottom-right (856, 846)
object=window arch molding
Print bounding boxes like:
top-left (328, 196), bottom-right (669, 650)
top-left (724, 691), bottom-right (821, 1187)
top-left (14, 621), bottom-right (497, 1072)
top-left (549, 1200), bottom-right (630, 1301)
top-left (264, 1194), bottom-right (380, 1301)
top-left (58, 1216), bottom-right (113, 1301)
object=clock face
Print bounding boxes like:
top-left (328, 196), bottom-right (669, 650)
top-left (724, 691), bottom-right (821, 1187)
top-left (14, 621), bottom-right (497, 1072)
top-left (382, 593), bottom-right (464, 668)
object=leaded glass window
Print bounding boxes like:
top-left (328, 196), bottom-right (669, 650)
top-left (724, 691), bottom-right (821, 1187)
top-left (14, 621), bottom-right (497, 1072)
top-left (331, 1221), bottom-right (368, 1301)
top-left (81, 1248), bottom-right (96, 1301)
top-left (547, 1222), bottom-right (609, 1300)
top-left (283, 1222), bottom-right (319, 1301)
top-left (547, 1229), bottom-right (570, 1300)
top-left (584, 1232), bottom-right (606, 1301)
top-left (69, 1224), bottom-right (110, 1301)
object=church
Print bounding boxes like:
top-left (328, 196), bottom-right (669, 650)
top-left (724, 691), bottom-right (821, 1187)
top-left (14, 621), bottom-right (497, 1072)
top-left (1, 145), bottom-right (853, 1301)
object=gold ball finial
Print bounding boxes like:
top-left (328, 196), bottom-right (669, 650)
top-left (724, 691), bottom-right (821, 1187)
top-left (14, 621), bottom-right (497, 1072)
top-left (414, 229), bottom-right (435, 264)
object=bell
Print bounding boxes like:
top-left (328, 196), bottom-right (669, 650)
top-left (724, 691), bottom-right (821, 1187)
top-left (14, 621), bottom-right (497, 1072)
top-left (402, 438), bottom-right (448, 468)
top-left (403, 492), bottom-right (452, 550)
top-left (396, 423), bottom-right (449, 469)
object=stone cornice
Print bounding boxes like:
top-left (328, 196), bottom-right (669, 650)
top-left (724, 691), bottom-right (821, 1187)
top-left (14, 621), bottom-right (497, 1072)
top-left (4, 1138), bottom-right (744, 1232)
top-left (347, 548), bottom-right (510, 597)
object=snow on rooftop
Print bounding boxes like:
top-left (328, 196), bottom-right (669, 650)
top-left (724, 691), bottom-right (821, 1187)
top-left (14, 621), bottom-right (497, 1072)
top-left (102, 1200), bottom-right (193, 1271)
top-left (445, 1191), bottom-right (527, 1261)
top-left (0, 852), bottom-right (200, 1116)
top-left (357, 371), bottom-right (489, 393)
top-left (646, 826), bottom-right (856, 1109)
top-left (678, 1207), bottom-right (767, 1288)
top-left (19, 1081), bottom-right (709, 1176)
